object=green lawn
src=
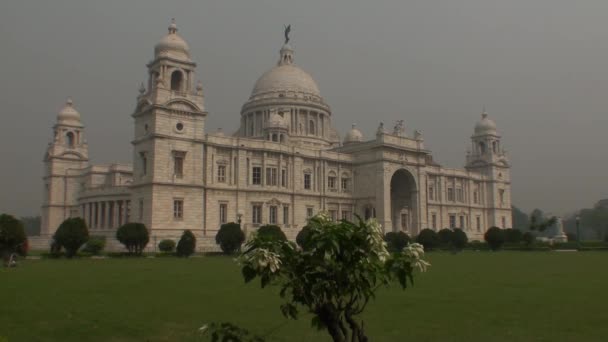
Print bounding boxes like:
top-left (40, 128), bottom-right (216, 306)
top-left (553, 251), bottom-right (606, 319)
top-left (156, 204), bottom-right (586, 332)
top-left (1, 252), bottom-right (607, 342)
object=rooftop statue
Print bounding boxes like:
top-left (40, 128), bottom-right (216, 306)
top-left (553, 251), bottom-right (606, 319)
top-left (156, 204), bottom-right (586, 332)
top-left (284, 24), bottom-right (291, 44)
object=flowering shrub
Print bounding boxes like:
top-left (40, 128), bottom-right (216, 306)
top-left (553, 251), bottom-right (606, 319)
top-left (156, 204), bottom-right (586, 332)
top-left (238, 213), bottom-right (429, 342)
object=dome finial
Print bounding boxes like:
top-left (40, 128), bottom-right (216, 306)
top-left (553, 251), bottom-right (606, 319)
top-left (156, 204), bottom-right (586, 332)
top-left (66, 97), bottom-right (73, 106)
top-left (168, 18), bottom-right (177, 34)
top-left (482, 105), bottom-right (488, 119)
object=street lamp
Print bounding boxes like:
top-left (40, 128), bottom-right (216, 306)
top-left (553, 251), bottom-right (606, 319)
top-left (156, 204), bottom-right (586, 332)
top-left (237, 209), bottom-right (244, 226)
top-left (576, 215), bottom-right (581, 249)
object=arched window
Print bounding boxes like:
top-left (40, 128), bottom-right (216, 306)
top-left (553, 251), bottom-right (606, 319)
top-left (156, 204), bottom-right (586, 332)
top-left (309, 120), bottom-right (315, 135)
top-left (492, 141), bottom-right (498, 153)
top-left (170, 70), bottom-right (183, 91)
top-left (272, 134), bottom-right (278, 142)
top-left (479, 142), bottom-right (486, 154)
top-left (66, 132), bottom-right (75, 148)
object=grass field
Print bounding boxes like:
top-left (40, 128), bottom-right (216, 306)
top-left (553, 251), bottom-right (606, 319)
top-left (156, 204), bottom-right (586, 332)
top-left (1, 252), bottom-right (607, 342)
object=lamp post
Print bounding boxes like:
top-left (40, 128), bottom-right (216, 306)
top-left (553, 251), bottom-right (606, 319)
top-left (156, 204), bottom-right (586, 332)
top-left (576, 215), bottom-right (581, 250)
top-left (237, 209), bottom-right (244, 233)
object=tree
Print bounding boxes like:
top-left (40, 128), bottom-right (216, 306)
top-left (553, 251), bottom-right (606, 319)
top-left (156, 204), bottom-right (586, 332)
top-left (83, 236), bottom-right (106, 255)
top-left (416, 228), bottom-right (439, 250)
top-left (215, 223), bottom-right (245, 254)
top-left (522, 232), bottom-right (535, 246)
top-left (116, 223), bottom-right (149, 255)
top-left (484, 227), bottom-right (505, 251)
top-left (53, 217), bottom-right (89, 258)
top-left (504, 228), bottom-right (523, 244)
top-left (295, 226), bottom-right (313, 250)
top-left (451, 229), bottom-right (468, 251)
top-left (511, 206), bottom-right (529, 231)
top-left (239, 214), bottom-right (430, 342)
top-left (384, 231), bottom-right (410, 253)
top-left (529, 212), bottom-right (557, 233)
top-left (437, 228), bottom-right (453, 247)
top-left (20, 216), bottom-right (41, 236)
top-left (256, 225), bottom-right (287, 242)
top-left (176, 230), bottom-right (196, 257)
top-left (158, 239), bottom-right (176, 253)
top-left (0, 214), bottom-right (27, 266)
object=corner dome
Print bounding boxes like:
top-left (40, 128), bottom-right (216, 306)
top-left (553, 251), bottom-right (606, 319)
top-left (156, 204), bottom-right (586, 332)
top-left (344, 124), bottom-right (364, 144)
top-left (57, 98), bottom-right (81, 125)
top-left (250, 44), bottom-right (320, 99)
top-left (154, 19), bottom-right (191, 61)
top-left (474, 112), bottom-right (497, 135)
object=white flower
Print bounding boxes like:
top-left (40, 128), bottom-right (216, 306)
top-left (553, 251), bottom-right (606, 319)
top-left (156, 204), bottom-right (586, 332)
top-left (199, 324), bottom-right (208, 332)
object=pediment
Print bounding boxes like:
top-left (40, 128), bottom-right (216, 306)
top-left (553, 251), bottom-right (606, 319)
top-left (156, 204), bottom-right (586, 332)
top-left (166, 99), bottom-right (200, 112)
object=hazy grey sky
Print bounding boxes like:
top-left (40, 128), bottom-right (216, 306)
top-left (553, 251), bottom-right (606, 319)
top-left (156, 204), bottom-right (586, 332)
top-left (1, 0), bottom-right (607, 217)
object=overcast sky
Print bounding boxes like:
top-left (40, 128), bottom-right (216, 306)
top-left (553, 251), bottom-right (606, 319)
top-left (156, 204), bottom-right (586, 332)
top-left (1, 0), bottom-right (607, 217)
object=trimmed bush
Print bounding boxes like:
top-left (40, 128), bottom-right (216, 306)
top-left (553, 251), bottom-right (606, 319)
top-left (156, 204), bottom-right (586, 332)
top-left (215, 223), bottom-right (245, 254)
top-left (53, 217), bottom-right (89, 258)
top-left (384, 231), bottom-right (410, 253)
top-left (416, 228), bottom-right (439, 250)
top-left (504, 228), bottom-right (523, 243)
top-left (452, 229), bottom-right (468, 251)
top-left (438, 228), bottom-right (454, 247)
top-left (158, 239), bottom-right (176, 253)
top-left (522, 232), bottom-right (535, 246)
top-left (83, 236), bottom-right (106, 255)
top-left (176, 230), bottom-right (196, 257)
top-left (257, 225), bottom-right (287, 242)
top-left (484, 227), bottom-right (505, 251)
top-left (296, 225), bottom-right (313, 250)
top-left (116, 223), bottom-right (149, 255)
top-left (0, 214), bottom-right (27, 265)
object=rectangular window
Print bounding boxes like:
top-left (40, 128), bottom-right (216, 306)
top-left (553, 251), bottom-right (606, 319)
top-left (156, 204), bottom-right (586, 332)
top-left (217, 165), bottom-right (226, 183)
top-left (329, 210), bottom-right (337, 221)
top-left (173, 153), bottom-right (185, 178)
top-left (341, 210), bottom-right (351, 221)
top-left (269, 206), bottom-right (277, 224)
top-left (502, 216), bottom-right (506, 228)
top-left (456, 188), bottom-right (463, 202)
top-left (140, 152), bottom-right (147, 176)
top-left (125, 200), bottom-right (131, 223)
top-left (304, 173), bottom-right (311, 190)
top-left (473, 191), bottom-right (479, 204)
top-left (449, 215), bottom-right (456, 228)
top-left (432, 214), bottom-right (437, 229)
top-left (328, 176), bottom-right (336, 190)
top-left (266, 167), bottom-right (277, 186)
top-left (428, 186), bottom-right (434, 200)
top-left (341, 178), bottom-right (349, 192)
top-left (252, 204), bottom-right (262, 224)
top-left (139, 199), bottom-right (144, 221)
top-left (476, 216), bottom-right (481, 232)
top-left (306, 207), bottom-right (314, 218)
top-left (219, 203), bottom-right (227, 224)
top-left (281, 169), bottom-right (287, 187)
top-left (173, 199), bottom-right (184, 220)
top-left (252, 167), bottom-right (262, 185)
top-left (401, 213), bottom-right (408, 230)
top-left (447, 188), bottom-right (454, 201)
top-left (460, 216), bottom-right (465, 229)
top-left (499, 189), bottom-right (505, 205)
top-left (283, 206), bottom-right (289, 225)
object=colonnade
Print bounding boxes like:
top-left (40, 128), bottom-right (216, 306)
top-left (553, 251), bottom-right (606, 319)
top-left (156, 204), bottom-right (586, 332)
top-left (81, 200), bottom-right (131, 230)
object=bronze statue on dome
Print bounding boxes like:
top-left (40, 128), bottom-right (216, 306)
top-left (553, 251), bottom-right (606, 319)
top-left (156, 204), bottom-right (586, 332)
top-left (284, 25), bottom-right (291, 44)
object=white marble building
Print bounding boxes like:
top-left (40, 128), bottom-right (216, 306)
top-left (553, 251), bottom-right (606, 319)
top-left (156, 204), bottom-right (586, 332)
top-left (41, 21), bottom-right (512, 243)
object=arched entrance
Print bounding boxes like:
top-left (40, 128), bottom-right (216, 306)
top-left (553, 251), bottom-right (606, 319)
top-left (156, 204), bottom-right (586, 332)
top-left (390, 169), bottom-right (417, 235)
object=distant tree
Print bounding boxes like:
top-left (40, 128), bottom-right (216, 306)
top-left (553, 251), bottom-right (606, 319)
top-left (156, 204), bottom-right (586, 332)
top-left (20, 216), bottom-right (41, 236)
top-left (53, 217), bottom-right (89, 258)
top-left (529, 213), bottom-right (557, 233)
top-left (522, 232), bottom-right (535, 246)
top-left (416, 229), bottom-right (439, 250)
top-left (511, 206), bottom-right (529, 231)
top-left (484, 227), bottom-right (505, 251)
top-left (0, 214), bottom-right (27, 266)
top-left (384, 231), bottom-right (410, 253)
top-left (295, 225), bottom-right (313, 250)
top-left (116, 223), bottom-right (149, 255)
top-left (451, 229), bottom-right (468, 251)
top-left (158, 239), bottom-right (176, 253)
top-left (437, 228), bottom-right (454, 247)
top-left (176, 230), bottom-right (196, 257)
top-left (257, 225), bottom-right (287, 242)
top-left (504, 228), bottom-right (523, 244)
top-left (215, 223), bottom-right (245, 254)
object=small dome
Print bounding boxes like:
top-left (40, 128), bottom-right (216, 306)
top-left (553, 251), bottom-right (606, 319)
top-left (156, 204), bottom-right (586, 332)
top-left (344, 124), bottom-right (364, 144)
top-left (474, 112), bottom-right (497, 135)
top-left (57, 98), bottom-right (81, 125)
top-left (154, 19), bottom-right (191, 61)
top-left (267, 112), bottom-right (288, 129)
top-left (250, 44), bottom-right (320, 98)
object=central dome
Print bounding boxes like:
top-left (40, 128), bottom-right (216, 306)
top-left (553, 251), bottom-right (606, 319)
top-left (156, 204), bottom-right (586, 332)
top-left (250, 44), bottom-right (320, 98)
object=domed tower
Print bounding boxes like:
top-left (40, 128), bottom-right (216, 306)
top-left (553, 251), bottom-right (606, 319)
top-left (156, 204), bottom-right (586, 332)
top-left (130, 20), bottom-right (207, 233)
top-left (239, 31), bottom-right (340, 148)
top-left (41, 98), bottom-right (89, 235)
top-left (466, 110), bottom-right (512, 228)
top-left (343, 124), bottom-right (364, 145)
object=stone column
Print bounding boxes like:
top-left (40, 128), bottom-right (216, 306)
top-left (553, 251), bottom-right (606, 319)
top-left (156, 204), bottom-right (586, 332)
top-left (94, 202), bottom-right (99, 229)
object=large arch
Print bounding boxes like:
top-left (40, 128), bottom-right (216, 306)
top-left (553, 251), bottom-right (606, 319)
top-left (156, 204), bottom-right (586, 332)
top-left (390, 168), bottom-right (418, 235)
